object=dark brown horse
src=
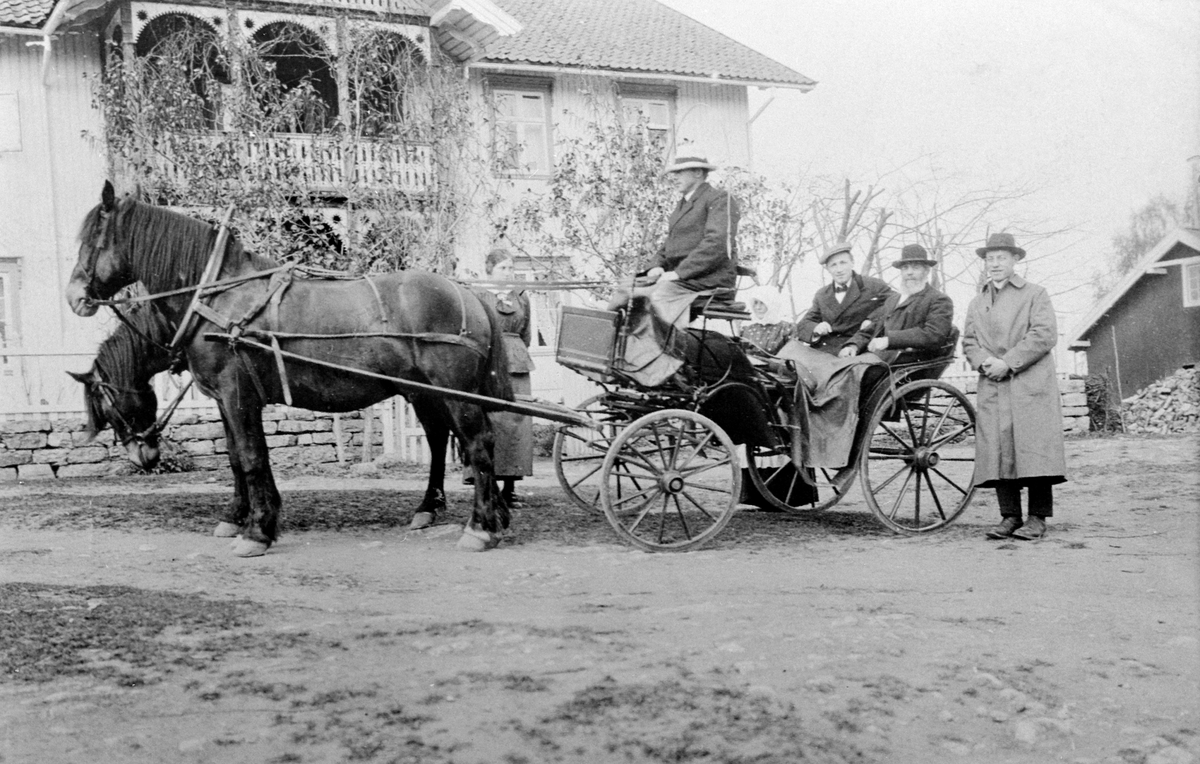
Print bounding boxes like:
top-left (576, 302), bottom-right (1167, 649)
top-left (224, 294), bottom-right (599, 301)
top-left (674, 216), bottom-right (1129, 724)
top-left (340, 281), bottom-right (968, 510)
top-left (68, 301), bottom-right (175, 470)
top-left (66, 183), bottom-right (513, 556)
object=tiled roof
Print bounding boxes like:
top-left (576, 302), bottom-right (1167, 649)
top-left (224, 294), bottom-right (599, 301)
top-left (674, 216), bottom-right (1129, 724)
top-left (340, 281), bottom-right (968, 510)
top-left (0, 0), bottom-right (55, 28)
top-left (481, 0), bottom-right (814, 89)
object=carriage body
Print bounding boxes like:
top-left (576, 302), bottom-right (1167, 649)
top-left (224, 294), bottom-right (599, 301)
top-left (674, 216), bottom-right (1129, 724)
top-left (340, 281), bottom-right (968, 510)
top-left (552, 304), bottom-right (977, 551)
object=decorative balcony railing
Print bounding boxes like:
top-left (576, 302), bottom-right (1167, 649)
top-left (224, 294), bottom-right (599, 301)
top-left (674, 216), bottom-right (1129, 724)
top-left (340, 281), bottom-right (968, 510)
top-left (153, 133), bottom-right (435, 196)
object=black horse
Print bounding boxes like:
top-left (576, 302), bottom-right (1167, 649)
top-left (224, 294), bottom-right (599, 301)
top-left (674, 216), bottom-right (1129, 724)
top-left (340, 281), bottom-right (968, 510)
top-left (68, 301), bottom-right (174, 470)
top-left (66, 183), bottom-right (513, 556)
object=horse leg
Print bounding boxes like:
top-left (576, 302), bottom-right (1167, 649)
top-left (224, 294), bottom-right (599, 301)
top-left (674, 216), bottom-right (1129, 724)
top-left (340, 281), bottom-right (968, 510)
top-left (409, 397), bottom-right (448, 530)
top-left (222, 398), bottom-right (280, 557)
top-left (213, 405), bottom-right (248, 538)
top-left (451, 402), bottom-right (505, 552)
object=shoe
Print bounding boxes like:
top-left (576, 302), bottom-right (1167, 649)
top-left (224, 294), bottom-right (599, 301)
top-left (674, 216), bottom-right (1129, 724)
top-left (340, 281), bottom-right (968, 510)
top-left (1012, 516), bottom-right (1046, 540)
top-left (985, 517), bottom-right (1023, 539)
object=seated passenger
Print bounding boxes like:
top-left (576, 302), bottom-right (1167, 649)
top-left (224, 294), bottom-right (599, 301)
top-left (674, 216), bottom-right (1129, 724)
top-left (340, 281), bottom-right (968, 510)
top-left (794, 242), bottom-right (894, 357)
top-left (740, 286), bottom-right (791, 355)
top-left (848, 244), bottom-right (954, 364)
top-left (609, 150), bottom-right (740, 328)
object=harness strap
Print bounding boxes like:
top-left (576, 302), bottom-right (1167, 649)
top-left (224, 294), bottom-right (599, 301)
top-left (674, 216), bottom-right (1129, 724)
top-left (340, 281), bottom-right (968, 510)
top-left (242, 329), bottom-right (488, 358)
top-left (171, 204), bottom-right (235, 349)
top-left (363, 276), bottom-right (389, 325)
top-left (271, 335), bottom-right (293, 406)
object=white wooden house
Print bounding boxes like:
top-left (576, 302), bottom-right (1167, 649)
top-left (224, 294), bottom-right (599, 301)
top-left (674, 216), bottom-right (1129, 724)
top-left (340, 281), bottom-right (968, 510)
top-left (0, 0), bottom-right (812, 417)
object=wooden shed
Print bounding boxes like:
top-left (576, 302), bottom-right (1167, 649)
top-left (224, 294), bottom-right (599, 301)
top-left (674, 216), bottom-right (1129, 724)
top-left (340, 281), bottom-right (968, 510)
top-left (1067, 227), bottom-right (1200, 398)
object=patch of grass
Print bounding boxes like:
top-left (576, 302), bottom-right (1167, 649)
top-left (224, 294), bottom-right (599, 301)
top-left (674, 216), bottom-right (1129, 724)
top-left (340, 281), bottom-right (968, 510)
top-left (520, 676), bottom-right (867, 764)
top-left (0, 582), bottom-right (253, 685)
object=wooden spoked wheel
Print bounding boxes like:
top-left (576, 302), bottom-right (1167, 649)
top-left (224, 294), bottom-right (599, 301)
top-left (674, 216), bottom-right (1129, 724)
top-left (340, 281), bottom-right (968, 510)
top-left (600, 409), bottom-right (741, 552)
top-left (746, 441), bottom-right (856, 512)
top-left (552, 394), bottom-right (627, 513)
top-left (859, 380), bottom-right (977, 534)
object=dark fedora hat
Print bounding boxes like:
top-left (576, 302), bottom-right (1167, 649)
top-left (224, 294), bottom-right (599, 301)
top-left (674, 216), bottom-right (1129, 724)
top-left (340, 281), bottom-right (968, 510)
top-left (819, 241), bottom-right (853, 265)
top-left (975, 232), bottom-right (1026, 259)
top-left (891, 243), bottom-right (937, 268)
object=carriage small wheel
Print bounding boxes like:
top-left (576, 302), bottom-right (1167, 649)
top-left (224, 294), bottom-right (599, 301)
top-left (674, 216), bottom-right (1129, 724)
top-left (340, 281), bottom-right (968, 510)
top-left (859, 379), bottom-right (977, 534)
top-left (600, 409), bottom-right (741, 552)
top-left (552, 394), bottom-right (629, 514)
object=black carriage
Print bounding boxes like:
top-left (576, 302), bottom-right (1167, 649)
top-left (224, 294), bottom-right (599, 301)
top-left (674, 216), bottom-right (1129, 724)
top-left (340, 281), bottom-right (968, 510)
top-left (551, 298), bottom-right (978, 552)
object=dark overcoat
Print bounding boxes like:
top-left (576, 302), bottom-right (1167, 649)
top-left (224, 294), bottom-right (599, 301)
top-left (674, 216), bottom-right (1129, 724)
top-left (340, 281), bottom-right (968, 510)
top-left (478, 289), bottom-right (534, 478)
top-left (650, 181), bottom-right (739, 292)
top-left (962, 275), bottom-right (1066, 486)
top-left (795, 273), bottom-right (894, 355)
top-left (850, 284), bottom-right (955, 362)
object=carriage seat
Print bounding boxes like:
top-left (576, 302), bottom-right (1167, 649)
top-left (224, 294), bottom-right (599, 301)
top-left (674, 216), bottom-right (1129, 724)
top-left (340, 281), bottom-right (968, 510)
top-left (687, 264), bottom-right (756, 322)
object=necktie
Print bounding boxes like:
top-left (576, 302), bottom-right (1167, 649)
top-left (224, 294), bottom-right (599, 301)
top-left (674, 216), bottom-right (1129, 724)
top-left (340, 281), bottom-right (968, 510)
top-left (833, 284), bottom-right (848, 294)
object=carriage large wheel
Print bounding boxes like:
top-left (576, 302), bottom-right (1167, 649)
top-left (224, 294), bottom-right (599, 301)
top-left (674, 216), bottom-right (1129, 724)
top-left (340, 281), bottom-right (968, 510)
top-left (600, 409), bottom-right (741, 552)
top-left (552, 394), bottom-right (631, 513)
top-left (745, 442), bottom-right (856, 512)
top-left (859, 380), bottom-right (976, 534)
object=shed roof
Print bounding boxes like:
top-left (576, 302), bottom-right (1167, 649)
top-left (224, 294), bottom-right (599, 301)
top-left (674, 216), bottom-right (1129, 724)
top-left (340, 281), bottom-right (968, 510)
top-left (0, 0), bottom-right (54, 29)
top-left (1067, 226), bottom-right (1200, 348)
top-left (479, 0), bottom-right (815, 90)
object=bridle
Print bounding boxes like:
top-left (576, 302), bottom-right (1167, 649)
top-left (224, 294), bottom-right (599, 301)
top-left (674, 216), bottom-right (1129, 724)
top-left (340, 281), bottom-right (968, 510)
top-left (88, 366), bottom-right (193, 450)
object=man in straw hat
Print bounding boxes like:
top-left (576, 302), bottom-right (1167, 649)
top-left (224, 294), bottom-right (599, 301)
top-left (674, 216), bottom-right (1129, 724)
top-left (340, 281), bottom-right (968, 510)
top-left (962, 232), bottom-right (1067, 541)
top-left (631, 150), bottom-right (740, 328)
top-left (848, 243), bottom-right (955, 364)
top-left (794, 242), bottom-right (894, 357)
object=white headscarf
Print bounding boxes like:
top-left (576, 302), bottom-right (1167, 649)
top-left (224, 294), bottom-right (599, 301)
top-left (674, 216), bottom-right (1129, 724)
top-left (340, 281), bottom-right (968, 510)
top-left (743, 285), bottom-right (786, 324)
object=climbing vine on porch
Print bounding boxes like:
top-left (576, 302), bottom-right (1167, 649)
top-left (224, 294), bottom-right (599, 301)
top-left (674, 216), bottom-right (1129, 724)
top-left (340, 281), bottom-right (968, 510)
top-left (90, 19), bottom-right (497, 275)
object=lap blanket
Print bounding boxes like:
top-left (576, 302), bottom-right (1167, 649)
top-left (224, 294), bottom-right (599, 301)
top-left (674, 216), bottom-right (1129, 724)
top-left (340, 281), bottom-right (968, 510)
top-left (775, 341), bottom-right (885, 469)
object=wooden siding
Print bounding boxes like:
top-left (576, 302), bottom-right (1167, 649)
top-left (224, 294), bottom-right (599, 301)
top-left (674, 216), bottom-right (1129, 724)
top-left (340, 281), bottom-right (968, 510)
top-left (1082, 241), bottom-right (1200, 397)
top-left (0, 33), bottom-right (110, 407)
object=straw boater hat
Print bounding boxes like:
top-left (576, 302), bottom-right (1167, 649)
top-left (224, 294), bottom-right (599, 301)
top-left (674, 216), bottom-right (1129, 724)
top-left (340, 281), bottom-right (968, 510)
top-left (891, 243), bottom-right (937, 268)
top-left (663, 152), bottom-right (718, 173)
top-left (818, 241), bottom-right (853, 265)
top-left (975, 232), bottom-right (1026, 259)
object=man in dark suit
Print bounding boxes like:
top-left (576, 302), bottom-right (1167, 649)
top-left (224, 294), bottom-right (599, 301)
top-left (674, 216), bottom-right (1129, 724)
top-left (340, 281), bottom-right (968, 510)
top-left (849, 244), bottom-right (955, 364)
top-left (639, 152), bottom-right (739, 327)
top-left (794, 243), bottom-right (894, 357)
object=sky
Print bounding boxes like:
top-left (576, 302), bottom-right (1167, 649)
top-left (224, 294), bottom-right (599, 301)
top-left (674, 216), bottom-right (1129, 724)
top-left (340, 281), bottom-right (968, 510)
top-left (658, 0), bottom-right (1200, 336)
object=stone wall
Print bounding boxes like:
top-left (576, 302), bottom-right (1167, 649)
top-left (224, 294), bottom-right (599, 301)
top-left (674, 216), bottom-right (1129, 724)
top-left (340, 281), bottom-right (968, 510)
top-left (0, 376), bottom-right (1090, 481)
top-left (947, 375), bottom-right (1090, 435)
top-left (0, 406), bottom-right (384, 482)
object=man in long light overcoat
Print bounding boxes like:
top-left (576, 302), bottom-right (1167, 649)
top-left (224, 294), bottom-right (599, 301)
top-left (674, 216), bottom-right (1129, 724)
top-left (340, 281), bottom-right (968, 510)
top-left (962, 233), bottom-right (1067, 540)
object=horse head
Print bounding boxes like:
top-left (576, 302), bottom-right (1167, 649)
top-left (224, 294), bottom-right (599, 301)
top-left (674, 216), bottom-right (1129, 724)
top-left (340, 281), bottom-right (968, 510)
top-left (67, 181), bottom-right (136, 316)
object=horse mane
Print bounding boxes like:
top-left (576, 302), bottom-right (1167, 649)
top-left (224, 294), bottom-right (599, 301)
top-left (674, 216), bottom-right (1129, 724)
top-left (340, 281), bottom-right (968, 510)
top-left (81, 197), bottom-right (276, 296)
top-left (94, 303), bottom-right (175, 388)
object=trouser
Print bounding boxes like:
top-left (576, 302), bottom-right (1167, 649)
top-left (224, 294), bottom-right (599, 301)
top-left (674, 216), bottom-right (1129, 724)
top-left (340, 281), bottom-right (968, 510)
top-left (995, 479), bottom-right (1054, 519)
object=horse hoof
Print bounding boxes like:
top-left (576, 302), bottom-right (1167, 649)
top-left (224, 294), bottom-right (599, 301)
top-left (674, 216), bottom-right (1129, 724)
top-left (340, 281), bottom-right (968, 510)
top-left (230, 538), bottom-right (270, 557)
top-left (409, 512), bottom-right (435, 530)
top-left (213, 522), bottom-right (240, 538)
top-left (456, 525), bottom-right (500, 552)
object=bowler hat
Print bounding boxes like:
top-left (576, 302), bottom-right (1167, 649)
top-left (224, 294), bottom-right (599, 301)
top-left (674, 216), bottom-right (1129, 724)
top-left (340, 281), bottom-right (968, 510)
top-left (891, 243), bottom-right (937, 268)
top-left (975, 232), bottom-right (1026, 259)
top-left (664, 152), bottom-right (718, 173)
top-left (819, 241), bottom-right (853, 265)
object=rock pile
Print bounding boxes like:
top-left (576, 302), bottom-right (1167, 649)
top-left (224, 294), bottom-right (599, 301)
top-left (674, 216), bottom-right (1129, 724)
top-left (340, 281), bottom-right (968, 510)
top-left (1122, 366), bottom-right (1200, 434)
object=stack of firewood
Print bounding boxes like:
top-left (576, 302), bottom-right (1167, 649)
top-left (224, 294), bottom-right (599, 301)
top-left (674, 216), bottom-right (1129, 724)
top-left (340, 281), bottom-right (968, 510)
top-left (1122, 367), bottom-right (1200, 434)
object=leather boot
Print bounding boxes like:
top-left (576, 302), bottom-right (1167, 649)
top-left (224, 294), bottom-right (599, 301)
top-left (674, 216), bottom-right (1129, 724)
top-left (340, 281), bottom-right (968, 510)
top-left (1012, 515), bottom-right (1046, 540)
top-left (985, 517), bottom-right (1023, 539)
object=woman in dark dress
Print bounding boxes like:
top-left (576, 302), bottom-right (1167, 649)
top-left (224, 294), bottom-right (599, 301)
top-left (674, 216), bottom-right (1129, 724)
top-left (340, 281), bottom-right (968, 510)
top-left (480, 248), bottom-right (534, 507)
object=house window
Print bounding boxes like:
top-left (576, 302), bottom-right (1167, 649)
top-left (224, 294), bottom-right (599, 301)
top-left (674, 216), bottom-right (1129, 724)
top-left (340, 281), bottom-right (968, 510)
top-left (621, 94), bottom-right (672, 150)
top-left (0, 259), bottom-right (20, 356)
top-left (492, 84), bottom-right (552, 177)
top-left (1184, 262), bottom-right (1200, 307)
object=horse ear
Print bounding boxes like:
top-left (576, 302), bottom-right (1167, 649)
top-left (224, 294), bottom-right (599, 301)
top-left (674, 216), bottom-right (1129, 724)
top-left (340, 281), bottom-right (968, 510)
top-left (67, 370), bottom-right (91, 384)
top-left (102, 181), bottom-right (115, 210)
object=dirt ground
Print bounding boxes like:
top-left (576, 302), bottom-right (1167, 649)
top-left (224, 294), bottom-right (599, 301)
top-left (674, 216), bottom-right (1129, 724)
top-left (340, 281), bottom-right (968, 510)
top-left (0, 434), bottom-right (1197, 764)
